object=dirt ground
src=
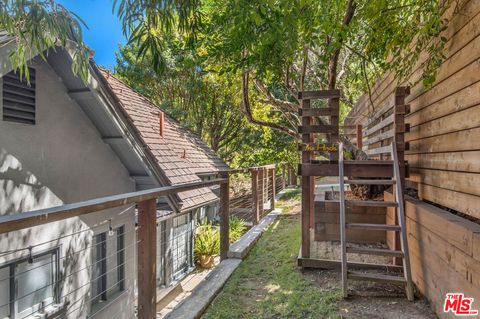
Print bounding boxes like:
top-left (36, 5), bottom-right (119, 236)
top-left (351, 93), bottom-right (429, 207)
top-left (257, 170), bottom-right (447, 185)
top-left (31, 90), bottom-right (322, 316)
top-left (291, 190), bottom-right (438, 319)
top-left (304, 268), bottom-right (437, 319)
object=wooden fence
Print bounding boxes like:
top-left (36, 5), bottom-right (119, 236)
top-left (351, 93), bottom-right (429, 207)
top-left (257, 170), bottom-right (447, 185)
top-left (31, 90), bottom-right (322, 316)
top-left (345, 0), bottom-right (480, 220)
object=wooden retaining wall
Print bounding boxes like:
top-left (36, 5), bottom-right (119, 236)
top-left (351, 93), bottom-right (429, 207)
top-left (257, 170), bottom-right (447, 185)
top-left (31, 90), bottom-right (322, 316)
top-left (385, 191), bottom-right (480, 318)
top-left (345, 0), bottom-right (480, 220)
top-left (314, 192), bottom-right (386, 243)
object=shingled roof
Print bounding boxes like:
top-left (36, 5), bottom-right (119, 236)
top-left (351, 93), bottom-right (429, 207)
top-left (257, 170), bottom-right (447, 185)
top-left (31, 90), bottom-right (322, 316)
top-left (96, 69), bottom-right (229, 211)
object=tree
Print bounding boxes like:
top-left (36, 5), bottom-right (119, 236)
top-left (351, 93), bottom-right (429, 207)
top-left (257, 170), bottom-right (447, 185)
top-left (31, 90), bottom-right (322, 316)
top-left (0, 1), bottom-right (90, 80)
top-left (0, 0), bottom-right (201, 81)
top-left (115, 40), bottom-right (248, 162)
top-left (199, 0), bottom-right (452, 141)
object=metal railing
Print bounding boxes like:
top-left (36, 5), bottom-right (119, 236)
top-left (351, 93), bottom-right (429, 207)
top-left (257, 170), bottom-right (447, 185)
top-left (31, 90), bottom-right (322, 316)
top-left (0, 177), bottom-right (229, 319)
top-left (229, 163), bottom-right (292, 224)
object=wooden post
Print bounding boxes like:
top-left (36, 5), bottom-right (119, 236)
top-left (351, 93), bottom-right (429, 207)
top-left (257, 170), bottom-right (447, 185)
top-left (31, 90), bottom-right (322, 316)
top-left (137, 199), bottom-right (157, 319)
top-left (220, 171), bottom-right (230, 261)
top-left (265, 167), bottom-right (269, 205)
top-left (258, 168), bottom-right (264, 218)
top-left (393, 86), bottom-right (409, 265)
top-left (271, 167), bottom-right (276, 210)
top-left (281, 164), bottom-right (286, 189)
top-left (356, 124), bottom-right (363, 150)
top-left (310, 176), bottom-right (315, 229)
top-left (329, 97), bottom-right (340, 161)
top-left (301, 98), bottom-right (312, 258)
top-left (251, 168), bottom-right (260, 224)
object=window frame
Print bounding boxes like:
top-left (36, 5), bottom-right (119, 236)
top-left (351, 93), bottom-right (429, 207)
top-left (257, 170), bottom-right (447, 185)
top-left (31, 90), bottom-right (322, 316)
top-left (0, 247), bottom-right (60, 319)
top-left (91, 225), bottom-right (126, 312)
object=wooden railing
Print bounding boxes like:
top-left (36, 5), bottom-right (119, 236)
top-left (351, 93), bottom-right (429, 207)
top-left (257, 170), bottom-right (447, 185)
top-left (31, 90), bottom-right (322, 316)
top-left (0, 177), bottom-right (229, 319)
top-left (355, 87), bottom-right (411, 189)
top-left (229, 163), bottom-right (290, 224)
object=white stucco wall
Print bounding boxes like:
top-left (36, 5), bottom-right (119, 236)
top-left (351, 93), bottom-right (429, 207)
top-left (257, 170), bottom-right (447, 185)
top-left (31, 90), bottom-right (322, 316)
top-left (0, 59), bottom-right (136, 318)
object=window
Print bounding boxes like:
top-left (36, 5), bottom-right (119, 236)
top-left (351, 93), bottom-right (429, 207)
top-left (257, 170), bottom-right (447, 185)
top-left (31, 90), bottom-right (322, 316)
top-left (91, 226), bottom-right (125, 309)
top-left (2, 68), bottom-right (36, 124)
top-left (0, 249), bottom-right (59, 319)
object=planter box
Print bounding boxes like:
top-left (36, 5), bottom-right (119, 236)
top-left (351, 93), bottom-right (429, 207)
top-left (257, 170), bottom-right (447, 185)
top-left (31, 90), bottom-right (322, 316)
top-left (314, 191), bottom-right (386, 243)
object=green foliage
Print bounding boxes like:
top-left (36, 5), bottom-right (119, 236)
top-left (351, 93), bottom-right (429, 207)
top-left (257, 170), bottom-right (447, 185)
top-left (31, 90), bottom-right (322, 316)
top-left (115, 38), bottom-right (298, 166)
top-left (194, 221), bottom-right (220, 260)
top-left (0, 0), bottom-right (90, 81)
top-left (3, 0), bottom-right (453, 166)
top-left (229, 216), bottom-right (247, 243)
top-left (201, 0), bottom-right (452, 116)
top-left (113, 0), bottom-right (202, 73)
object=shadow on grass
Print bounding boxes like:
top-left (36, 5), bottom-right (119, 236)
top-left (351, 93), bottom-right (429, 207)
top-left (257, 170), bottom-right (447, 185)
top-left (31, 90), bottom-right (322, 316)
top-left (278, 188), bottom-right (302, 201)
top-left (204, 195), bottom-right (341, 319)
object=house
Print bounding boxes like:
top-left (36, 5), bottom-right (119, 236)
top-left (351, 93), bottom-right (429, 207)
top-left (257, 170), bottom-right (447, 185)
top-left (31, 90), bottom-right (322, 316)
top-left (0, 36), bottom-right (228, 319)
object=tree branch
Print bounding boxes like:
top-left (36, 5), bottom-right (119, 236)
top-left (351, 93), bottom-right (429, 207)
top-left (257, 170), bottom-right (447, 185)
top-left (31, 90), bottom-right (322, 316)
top-left (242, 71), bottom-right (298, 138)
top-left (253, 78), bottom-right (299, 112)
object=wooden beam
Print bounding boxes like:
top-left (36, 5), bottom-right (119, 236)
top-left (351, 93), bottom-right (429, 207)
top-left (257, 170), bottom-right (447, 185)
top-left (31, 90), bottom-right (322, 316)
top-left (301, 98), bottom-right (312, 258)
top-left (102, 136), bottom-right (125, 145)
top-left (299, 107), bottom-right (338, 117)
top-left (297, 143), bottom-right (338, 152)
top-left (0, 178), bottom-right (227, 235)
top-left (356, 124), bottom-right (363, 149)
top-left (220, 171), bottom-right (230, 261)
top-left (298, 256), bottom-right (403, 271)
top-left (298, 125), bottom-right (338, 134)
top-left (298, 89), bottom-right (340, 100)
top-left (271, 168), bottom-right (276, 210)
top-left (251, 169), bottom-right (259, 224)
top-left (137, 199), bottom-right (157, 319)
top-left (299, 162), bottom-right (394, 178)
top-left (329, 97), bottom-right (340, 161)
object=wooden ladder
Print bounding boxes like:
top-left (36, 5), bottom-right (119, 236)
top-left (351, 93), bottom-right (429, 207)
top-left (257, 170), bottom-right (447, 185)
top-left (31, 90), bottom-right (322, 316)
top-left (338, 142), bottom-right (414, 301)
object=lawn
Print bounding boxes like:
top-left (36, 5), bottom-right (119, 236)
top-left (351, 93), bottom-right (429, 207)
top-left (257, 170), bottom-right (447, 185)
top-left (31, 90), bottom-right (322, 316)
top-left (203, 188), bottom-right (341, 319)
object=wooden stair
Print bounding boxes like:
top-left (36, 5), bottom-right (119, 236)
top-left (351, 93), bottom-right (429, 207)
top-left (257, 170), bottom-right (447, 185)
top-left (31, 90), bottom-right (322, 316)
top-left (346, 246), bottom-right (404, 257)
top-left (338, 142), bottom-right (414, 301)
top-left (348, 271), bottom-right (406, 285)
top-left (346, 223), bottom-right (401, 231)
top-left (346, 200), bottom-right (397, 207)
top-left (344, 179), bottom-right (396, 185)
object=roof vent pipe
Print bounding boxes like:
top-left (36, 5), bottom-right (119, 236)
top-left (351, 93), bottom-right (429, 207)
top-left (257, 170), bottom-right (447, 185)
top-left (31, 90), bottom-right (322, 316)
top-left (159, 112), bottom-right (165, 136)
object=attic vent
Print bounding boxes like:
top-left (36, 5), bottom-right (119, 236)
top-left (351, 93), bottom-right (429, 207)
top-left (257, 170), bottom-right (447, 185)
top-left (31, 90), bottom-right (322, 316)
top-left (2, 68), bottom-right (36, 124)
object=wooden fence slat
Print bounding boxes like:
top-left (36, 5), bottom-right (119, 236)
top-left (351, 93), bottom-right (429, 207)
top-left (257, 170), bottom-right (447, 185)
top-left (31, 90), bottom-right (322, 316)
top-left (298, 125), bottom-right (338, 134)
top-left (364, 114), bottom-right (394, 136)
top-left (299, 108), bottom-right (339, 117)
top-left (298, 89), bottom-right (340, 99)
top-left (365, 129), bottom-right (394, 145)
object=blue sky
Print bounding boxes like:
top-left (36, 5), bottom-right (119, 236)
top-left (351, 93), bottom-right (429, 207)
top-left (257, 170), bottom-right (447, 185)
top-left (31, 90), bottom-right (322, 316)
top-left (58, 0), bottom-right (127, 69)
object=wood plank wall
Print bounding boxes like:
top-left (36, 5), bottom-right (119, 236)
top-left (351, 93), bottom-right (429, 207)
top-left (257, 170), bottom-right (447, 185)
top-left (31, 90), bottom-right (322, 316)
top-left (385, 191), bottom-right (480, 318)
top-left (345, 0), bottom-right (480, 220)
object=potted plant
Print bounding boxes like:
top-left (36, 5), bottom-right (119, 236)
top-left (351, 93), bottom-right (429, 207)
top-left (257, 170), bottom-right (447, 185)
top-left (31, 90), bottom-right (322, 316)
top-left (194, 221), bottom-right (220, 268)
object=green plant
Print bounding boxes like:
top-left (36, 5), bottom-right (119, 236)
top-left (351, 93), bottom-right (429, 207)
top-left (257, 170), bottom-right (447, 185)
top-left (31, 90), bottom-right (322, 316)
top-left (194, 221), bottom-right (220, 262)
top-left (229, 217), bottom-right (247, 243)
